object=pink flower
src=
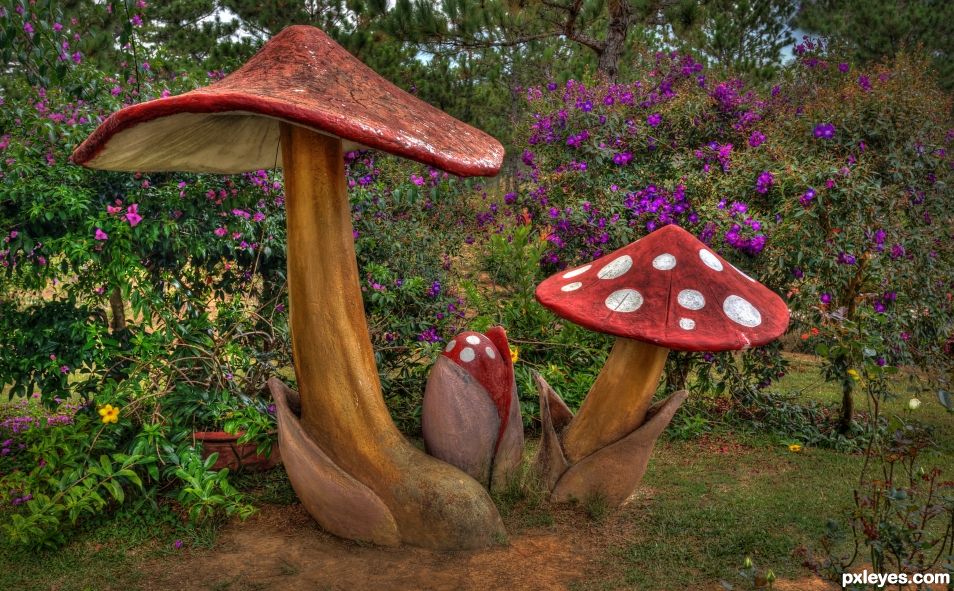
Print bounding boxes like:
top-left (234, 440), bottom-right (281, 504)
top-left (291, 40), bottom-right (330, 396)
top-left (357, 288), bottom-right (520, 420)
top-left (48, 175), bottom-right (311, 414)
top-left (125, 204), bottom-right (142, 227)
top-left (94, 228), bottom-right (108, 241)
top-left (213, 227), bottom-right (227, 237)
top-left (111, 86), bottom-right (122, 96)
top-left (107, 204), bottom-right (122, 214)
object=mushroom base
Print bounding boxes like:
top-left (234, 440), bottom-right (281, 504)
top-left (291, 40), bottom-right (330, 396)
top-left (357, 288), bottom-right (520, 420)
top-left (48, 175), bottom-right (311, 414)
top-left (533, 372), bottom-right (687, 507)
top-left (561, 338), bottom-right (670, 464)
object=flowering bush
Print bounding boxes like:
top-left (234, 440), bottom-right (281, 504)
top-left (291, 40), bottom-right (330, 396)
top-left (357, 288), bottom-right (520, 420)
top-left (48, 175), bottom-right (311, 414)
top-left (0, 5), bottom-right (477, 544)
top-left (494, 42), bottom-right (952, 424)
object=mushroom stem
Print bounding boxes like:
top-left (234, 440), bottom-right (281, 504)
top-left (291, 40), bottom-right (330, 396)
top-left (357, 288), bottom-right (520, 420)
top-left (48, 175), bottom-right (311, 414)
top-left (280, 124), bottom-right (505, 549)
top-left (560, 337), bottom-right (669, 464)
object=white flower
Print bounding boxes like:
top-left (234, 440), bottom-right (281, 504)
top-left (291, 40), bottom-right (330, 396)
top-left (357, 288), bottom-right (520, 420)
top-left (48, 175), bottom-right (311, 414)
top-left (908, 398), bottom-right (922, 410)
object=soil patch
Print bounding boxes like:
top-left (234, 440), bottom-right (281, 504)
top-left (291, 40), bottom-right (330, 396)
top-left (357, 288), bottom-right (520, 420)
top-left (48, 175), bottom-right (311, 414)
top-left (142, 503), bottom-right (643, 591)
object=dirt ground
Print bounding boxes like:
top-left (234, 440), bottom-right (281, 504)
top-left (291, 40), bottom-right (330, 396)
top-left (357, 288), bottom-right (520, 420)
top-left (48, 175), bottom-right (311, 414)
top-left (141, 503), bottom-right (837, 591)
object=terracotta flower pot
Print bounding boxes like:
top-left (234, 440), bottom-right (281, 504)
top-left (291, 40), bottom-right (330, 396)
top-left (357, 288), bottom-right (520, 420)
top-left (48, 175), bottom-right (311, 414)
top-left (194, 431), bottom-right (281, 472)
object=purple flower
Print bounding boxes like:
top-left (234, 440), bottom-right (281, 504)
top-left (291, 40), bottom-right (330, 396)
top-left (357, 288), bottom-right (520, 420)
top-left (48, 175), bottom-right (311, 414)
top-left (837, 252), bottom-right (857, 265)
top-left (173, 539), bottom-right (183, 549)
top-left (813, 123), bottom-right (836, 140)
top-left (111, 86), bottom-right (122, 96)
top-left (799, 188), bottom-right (816, 206)
top-left (838, 62), bottom-right (850, 73)
top-left (647, 113), bottom-right (662, 127)
top-left (417, 327), bottom-right (441, 343)
top-left (820, 293), bottom-right (832, 304)
top-left (612, 151), bottom-right (633, 166)
top-left (755, 171), bottom-right (774, 194)
top-left (858, 75), bottom-right (872, 91)
top-left (60, 365), bottom-right (70, 374)
top-left (23, 22), bottom-right (34, 36)
top-left (748, 130), bottom-right (766, 148)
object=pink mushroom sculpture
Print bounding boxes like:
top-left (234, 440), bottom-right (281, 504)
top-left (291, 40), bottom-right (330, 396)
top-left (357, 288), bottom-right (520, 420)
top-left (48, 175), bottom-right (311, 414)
top-left (533, 224), bottom-right (790, 505)
top-left (422, 327), bottom-right (524, 491)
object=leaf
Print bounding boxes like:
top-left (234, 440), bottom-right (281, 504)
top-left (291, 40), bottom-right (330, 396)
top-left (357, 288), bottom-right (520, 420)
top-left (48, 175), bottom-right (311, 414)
top-left (104, 480), bottom-right (125, 503)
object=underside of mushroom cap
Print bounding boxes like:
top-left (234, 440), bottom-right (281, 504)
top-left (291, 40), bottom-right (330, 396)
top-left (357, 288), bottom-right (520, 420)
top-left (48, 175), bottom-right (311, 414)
top-left (71, 25), bottom-right (504, 177)
top-left (535, 224), bottom-right (790, 351)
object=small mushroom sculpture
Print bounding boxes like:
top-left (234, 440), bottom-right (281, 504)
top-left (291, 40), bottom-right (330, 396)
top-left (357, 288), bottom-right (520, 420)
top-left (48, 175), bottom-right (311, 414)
top-left (72, 25), bottom-right (508, 549)
top-left (533, 224), bottom-right (790, 505)
top-left (422, 327), bottom-right (524, 491)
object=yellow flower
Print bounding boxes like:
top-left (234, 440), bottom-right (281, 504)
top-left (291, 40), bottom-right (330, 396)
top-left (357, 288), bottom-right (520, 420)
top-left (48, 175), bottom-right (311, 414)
top-left (98, 404), bottom-right (120, 424)
top-left (788, 443), bottom-right (803, 453)
top-left (509, 345), bottom-right (519, 364)
top-left (847, 369), bottom-right (861, 382)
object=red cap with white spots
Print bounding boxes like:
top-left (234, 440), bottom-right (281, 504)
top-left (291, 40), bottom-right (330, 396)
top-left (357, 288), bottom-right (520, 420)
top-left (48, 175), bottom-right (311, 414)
top-left (535, 224), bottom-right (790, 351)
top-left (442, 327), bottom-right (515, 443)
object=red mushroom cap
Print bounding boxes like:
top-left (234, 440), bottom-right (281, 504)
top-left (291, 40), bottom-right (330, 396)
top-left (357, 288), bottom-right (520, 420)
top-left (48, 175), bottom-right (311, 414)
top-left (71, 26), bottom-right (503, 177)
top-left (442, 328), bottom-right (515, 445)
top-left (535, 224), bottom-right (790, 351)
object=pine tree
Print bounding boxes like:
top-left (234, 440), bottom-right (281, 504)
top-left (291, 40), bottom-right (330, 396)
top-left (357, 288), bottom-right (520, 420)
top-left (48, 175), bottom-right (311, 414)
top-left (796, 0), bottom-right (954, 90)
top-left (675, 0), bottom-right (793, 81)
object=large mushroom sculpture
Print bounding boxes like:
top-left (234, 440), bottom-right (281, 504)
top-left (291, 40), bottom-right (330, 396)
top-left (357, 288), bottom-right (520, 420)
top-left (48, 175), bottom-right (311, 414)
top-left (71, 25), bottom-right (508, 549)
top-left (533, 224), bottom-right (789, 505)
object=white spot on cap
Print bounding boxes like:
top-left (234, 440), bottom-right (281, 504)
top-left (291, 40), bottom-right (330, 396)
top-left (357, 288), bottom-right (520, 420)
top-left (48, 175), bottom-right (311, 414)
top-left (460, 347), bottom-right (476, 362)
top-left (445, 340), bottom-right (457, 353)
top-left (598, 255), bottom-right (633, 279)
top-left (605, 289), bottom-right (643, 312)
top-left (723, 295), bottom-right (762, 327)
top-left (679, 318), bottom-right (695, 330)
top-left (563, 264), bottom-right (591, 279)
top-left (485, 346), bottom-right (496, 359)
top-left (561, 282), bottom-right (583, 292)
top-left (652, 253), bottom-right (676, 270)
top-left (677, 289), bottom-right (705, 310)
top-left (699, 249), bottom-right (724, 271)
top-left (466, 335), bottom-right (481, 345)
top-left (731, 263), bottom-right (757, 282)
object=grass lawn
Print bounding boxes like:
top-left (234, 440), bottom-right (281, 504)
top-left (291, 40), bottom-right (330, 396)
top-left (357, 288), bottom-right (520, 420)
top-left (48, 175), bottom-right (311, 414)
top-left (1, 354), bottom-right (951, 590)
